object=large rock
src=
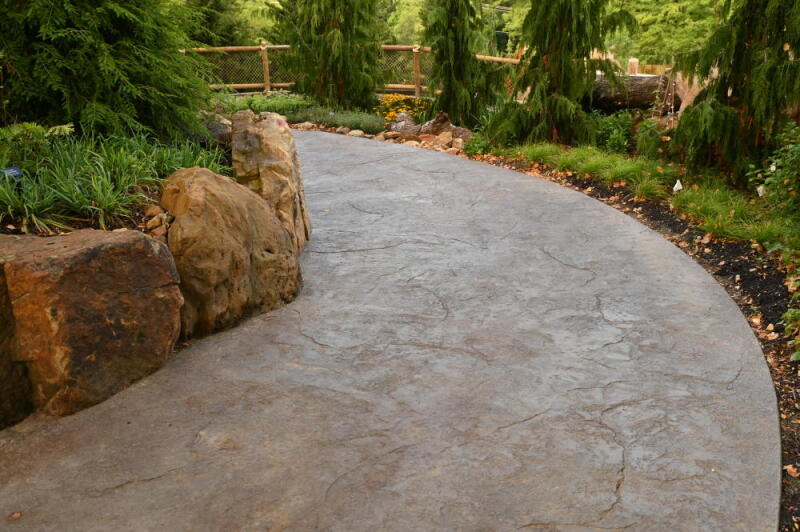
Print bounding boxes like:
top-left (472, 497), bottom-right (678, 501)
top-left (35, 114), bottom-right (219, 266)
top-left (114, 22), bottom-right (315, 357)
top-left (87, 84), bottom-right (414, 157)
top-left (389, 112), bottom-right (422, 138)
top-left (0, 230), bottom-right (182, 418)
top-left (161, 167), bottom-right (302, 338)
top-left (0, 266), bottom-right (32, 428)
top-left (418, 112), bottom-right (473, 141)
top-left (231, 110), bottom-right (311, 253)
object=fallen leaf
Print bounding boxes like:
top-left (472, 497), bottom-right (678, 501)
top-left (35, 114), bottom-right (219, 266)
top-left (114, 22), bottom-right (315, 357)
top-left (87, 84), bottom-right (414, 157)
top-left (7, 512), bottom-right (21, 521)
top-left (784, 464), bottom-right (800, 478)
top-left (701, 233), bottom-right (713, 244)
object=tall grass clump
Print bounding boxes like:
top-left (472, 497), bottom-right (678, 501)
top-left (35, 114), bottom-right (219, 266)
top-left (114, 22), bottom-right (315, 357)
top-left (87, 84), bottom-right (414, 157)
top-left (0, 125), bottom-right (228, 233)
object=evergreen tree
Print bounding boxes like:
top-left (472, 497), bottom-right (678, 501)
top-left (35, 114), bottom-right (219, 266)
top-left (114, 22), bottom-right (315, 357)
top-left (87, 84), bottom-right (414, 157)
top-left (423, 0), bottom-right (501, 127)
top-left (0, 0), bottom-right (211, 138)
top-left (270, 0), bottom-right (384, 109)
top-left (675, 0), bottom-right (800, 184)
top-left (185, 0), bottom-right (252, 46)
top-left (487, 0), bottom-right (635, 145)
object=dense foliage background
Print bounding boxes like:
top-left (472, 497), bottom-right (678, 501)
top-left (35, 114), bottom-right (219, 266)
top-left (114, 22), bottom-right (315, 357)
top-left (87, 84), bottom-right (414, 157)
top-left (1, 0), bottom-right (212, 137)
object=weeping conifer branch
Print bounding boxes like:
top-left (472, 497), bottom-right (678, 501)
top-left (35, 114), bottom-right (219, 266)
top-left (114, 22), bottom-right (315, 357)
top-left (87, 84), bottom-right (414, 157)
top-left (422, 0), bottom-right (503, 128)
top-left (487, 0), bottom-right (636, 146)
top-left (270, 0), bottom-right (384, 110)
top-left (676, 0), bottom-right (800, 184)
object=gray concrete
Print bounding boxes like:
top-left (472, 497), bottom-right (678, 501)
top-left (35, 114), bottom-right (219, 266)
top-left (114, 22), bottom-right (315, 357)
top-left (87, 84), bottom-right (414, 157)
top-left (0, 131), bottom-right (780, 531)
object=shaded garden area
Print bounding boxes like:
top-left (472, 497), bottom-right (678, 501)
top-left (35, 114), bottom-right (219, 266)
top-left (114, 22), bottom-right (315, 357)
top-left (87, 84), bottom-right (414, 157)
top-left (1, 0), bottom-right (799, 528)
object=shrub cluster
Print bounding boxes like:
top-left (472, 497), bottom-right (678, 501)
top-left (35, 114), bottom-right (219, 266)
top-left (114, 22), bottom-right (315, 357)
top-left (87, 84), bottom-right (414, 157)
top-left (751, 123), bottom-right (800, 214)
top-left (214, 91), bottom-right (315, 116)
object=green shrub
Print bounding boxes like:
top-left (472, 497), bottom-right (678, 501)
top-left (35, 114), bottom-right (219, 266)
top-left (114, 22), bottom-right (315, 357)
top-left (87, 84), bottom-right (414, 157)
top-left (1, 0), bottom-right (212, 138)
top-left (635, 119), bottom-right (668, 159)
top-left (215, 91), bottom-right (315, 116)
top-left (284, 106), bottom-right (385, 134)
top-left (464, 134), bottom-right (494, 157)
top-left (590, 111), bottom-right (635, 154)
top-left (752, 123), bottom-right (800, 214)
top-left (0, 127), bottom-right (228, 233)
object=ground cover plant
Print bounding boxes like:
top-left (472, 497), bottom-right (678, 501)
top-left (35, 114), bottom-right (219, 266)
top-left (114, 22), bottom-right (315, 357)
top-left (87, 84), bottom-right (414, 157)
top-left (0, 124), bottom-right (228, 234)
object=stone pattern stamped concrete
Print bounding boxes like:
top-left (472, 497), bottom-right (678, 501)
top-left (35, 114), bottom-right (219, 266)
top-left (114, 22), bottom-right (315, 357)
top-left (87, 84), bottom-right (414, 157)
top-left (0, 132), bottom-right (781, 531)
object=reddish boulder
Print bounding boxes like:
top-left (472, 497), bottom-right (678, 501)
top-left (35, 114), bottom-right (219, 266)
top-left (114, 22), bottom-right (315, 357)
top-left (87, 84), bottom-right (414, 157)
top-left (0, 267), bottom-right (32, 428)
top-left (0, 230), bottom-right (183, 417)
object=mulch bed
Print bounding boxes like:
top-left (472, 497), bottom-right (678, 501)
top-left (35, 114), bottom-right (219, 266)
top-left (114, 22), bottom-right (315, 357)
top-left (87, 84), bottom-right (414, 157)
top-left (473, 153), bottom-right (800, 531)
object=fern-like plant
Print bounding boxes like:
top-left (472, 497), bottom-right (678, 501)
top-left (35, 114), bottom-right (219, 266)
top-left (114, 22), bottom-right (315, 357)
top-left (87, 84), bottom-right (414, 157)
top-left (1, 0), bottom-right (212, 138)
top-left (269, 0), bottom-right (384, 110)
top-left (422, 0), bottom-right (502, 128)
top-left (487, 0), bottom-right (636, 146)
top-left (675, 0), bottom-right (800, 185)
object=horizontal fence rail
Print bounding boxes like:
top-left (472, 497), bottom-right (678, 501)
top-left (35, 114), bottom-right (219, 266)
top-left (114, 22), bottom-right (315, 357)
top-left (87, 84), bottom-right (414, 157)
top-left (182, 44), bottom-right (671, 96)
top-left (182, 44), bottom-right (521, 96)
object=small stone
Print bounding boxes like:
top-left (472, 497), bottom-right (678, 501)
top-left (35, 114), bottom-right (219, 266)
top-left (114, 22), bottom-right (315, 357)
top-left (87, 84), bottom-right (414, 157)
top-left (402, 134), bottom-right (421, 142)
top-left (452, 138), bottom-right (465, 151)
top-left (348, 130), bottom-right (365, 137)
top-left (294, 122), bottom-right (315, 130)
top-left (144, 204), bottom-right (164, 218)
top-left (433, 131), bottom-right (454, 148)
top-left (335, 126), bottom-right (350, 135)
top-left (446, 147), bottom-right (460, 155)
top-left (374, 132), bottom-right (385, 141)
top-left (149, 225), bottom-right (168, 238)
top-left (145, 214), bottom-right (165, 231)
top-left (419, 134), bottom-right (437, 143)
top-left (404, 141), bottom-right (421, 147)
top-left (384, 131), bottom-right (401, 140)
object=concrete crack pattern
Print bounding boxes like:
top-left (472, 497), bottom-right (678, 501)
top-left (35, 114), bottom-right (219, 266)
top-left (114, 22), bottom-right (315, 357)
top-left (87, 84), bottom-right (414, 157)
top-left (0, 131), bottom-right (780, 532)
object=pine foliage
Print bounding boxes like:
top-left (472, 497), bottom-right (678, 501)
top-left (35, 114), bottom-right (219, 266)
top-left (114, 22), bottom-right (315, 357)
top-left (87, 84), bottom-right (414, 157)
top-left (487, 0), bottom-right (636, 145)
top-left (423, 0), bottom-right (502, 128)
top-left (185, 0), bottom-right (252, 46)
top-left (676, 0), bottom-right (800, 184)
top-left (270, 0), bottom-right (384, 110)
top-left (1, 0), bottom-right (212, 138)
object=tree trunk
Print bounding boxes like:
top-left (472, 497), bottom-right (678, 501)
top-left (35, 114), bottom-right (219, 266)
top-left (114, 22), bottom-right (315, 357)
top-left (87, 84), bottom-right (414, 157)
top-left (592, 74), bottom-right (681, 115)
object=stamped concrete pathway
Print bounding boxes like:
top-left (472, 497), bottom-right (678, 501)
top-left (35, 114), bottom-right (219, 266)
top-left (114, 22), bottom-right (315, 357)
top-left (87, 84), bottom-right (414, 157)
top-left (0, 131), bottom-right (780, 531)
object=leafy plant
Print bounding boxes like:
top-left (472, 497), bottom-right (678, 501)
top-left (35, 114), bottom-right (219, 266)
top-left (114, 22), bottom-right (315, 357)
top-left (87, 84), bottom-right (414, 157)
top-left (374, 93), bottom-right (431, 123)
top-left (590, 110), bottom-right (635, 154)
top-left (214, 91), bottom-right (315, 116)
top-left (464, 134), bottom-right (493, 156)
top-left (1, 0), bottom-right (212, 138)
top-left (750, 123), bottom-right (800, 214)
top-left (185, 0), bottom-right (252, 46)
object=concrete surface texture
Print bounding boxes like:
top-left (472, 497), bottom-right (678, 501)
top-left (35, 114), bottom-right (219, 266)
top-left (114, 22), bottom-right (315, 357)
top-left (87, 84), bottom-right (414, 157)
top-left (0, 131), bottom-right (780, 531)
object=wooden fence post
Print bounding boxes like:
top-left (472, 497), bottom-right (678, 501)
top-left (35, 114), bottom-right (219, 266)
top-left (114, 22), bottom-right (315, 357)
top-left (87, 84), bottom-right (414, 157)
top-left (413, 46), bottom-right (422, 97)
top-left (260, 41), bottom-right (272, 93)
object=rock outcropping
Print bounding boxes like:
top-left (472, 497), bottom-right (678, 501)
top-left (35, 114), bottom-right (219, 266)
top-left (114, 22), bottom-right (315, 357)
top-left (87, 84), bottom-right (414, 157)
top-left (231, 110), bottom-right (311, 253)
top-left (0, 230), bottom-right (183, 419)
top-left (161, 167), bottom-right (302, 338)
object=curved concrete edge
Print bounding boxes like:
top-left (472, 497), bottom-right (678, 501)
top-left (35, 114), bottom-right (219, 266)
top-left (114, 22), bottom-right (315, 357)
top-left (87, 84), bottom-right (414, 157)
top-left (0, 130), bottom-right (781, 532)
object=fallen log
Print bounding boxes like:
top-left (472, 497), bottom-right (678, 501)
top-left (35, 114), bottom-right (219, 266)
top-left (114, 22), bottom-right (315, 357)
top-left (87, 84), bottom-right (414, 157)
top-left (592, 74), bottom-right (681, 114)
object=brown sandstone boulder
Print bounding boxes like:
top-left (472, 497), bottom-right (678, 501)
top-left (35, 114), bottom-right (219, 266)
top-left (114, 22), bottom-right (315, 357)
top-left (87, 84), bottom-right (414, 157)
top-left (0, 230), bottom-right (182, 417)
top-left (161, 167), bottom-right (302, 338)
top-left (231, 110), bottom-right (312, 253)
top-left (0, 266), bottom-right (32, 428)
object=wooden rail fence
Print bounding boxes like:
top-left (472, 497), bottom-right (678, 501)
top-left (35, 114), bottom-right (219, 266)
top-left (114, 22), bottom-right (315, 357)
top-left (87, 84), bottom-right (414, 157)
top-left (182, 44), bottom-right (673, 96)
top-left (182, 44), bottom-right (520, 96)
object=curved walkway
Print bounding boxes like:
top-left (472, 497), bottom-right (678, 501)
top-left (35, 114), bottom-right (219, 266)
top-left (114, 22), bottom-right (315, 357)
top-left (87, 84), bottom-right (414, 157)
top-left (0, 131), bottom-right (780, 531)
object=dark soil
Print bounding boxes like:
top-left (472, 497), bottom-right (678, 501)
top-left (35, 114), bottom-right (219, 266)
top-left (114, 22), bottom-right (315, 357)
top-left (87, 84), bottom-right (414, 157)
top-left (474, 153), bottom-right (800, 531)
